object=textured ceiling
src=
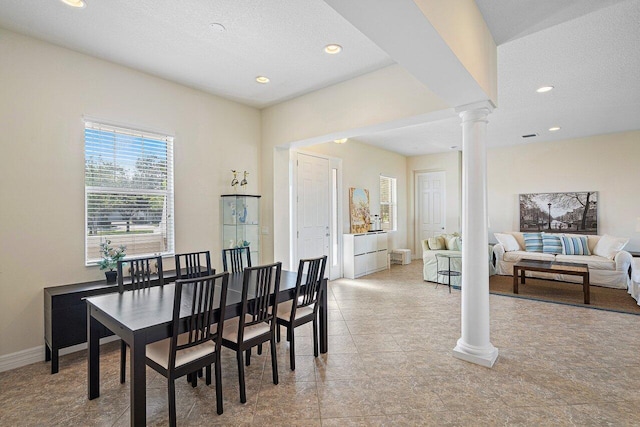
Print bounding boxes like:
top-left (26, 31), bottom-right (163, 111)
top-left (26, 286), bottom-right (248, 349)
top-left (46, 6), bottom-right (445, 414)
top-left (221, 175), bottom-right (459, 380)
top-left (0, 0), bottom-right (638, 155)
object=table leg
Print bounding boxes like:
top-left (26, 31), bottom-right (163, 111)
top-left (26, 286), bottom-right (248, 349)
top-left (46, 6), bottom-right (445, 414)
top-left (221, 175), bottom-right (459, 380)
top-left (584, 272), bottom-right (590, 304)
top-left (130, 335), bottom-right (147, 426)
top-left (319, 278), bottom-right (328, 354)
top-left (513, 267), bottom-right (519, 294)
top-left (88, 308), bottom-right (100, 400)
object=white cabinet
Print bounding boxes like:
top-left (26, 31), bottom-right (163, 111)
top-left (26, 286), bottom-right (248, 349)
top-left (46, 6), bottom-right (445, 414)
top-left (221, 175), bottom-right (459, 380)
top-left (343, 232), bottom-right (388, 279)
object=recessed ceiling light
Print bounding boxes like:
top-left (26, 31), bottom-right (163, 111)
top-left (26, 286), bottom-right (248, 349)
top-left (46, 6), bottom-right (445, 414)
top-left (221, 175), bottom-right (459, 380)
top-left (209, 23), bottom-right (226, 33)
top-left (60, 0), bottom-right (86, 8)
top-left (536, 85), bottom-right (554, 93)
top-left (549, 126), bottom-right (561, 132)
top-left (324, 44), bottom-right (342, 54)
top-left (255, 76), bottom-right (270, 84)
top-left (334, 138), bottom-right (347, 144)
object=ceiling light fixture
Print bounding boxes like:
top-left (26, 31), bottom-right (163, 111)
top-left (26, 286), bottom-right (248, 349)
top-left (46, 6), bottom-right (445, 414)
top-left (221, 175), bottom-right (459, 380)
top-left (255, 76), bottom-right (270, 84)
top-left (548, 126), bottom-right (561, 132)
top-left (60, 0), bottom-right (86, 7)
top-left (334, 138), bottom-right (347, 144)
top-left (209, 23), bottom-right (226, 33)
top-left (324, 44), bottom-right (342, 54)
top-left (536, 85), bottom-right (554, 93)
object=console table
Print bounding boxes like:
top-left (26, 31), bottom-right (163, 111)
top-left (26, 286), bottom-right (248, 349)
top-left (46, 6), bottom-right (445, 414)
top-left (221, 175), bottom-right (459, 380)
top-left (44, 271), bottom-right (176, 374)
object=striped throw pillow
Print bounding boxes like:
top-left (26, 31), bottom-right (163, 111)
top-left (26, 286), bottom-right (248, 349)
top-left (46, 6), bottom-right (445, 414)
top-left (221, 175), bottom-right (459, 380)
top-left (561, 236), bottom-right (591, 255)
top-left (542, 233), bottom-right (563, 254)
top-left (523, 232), bottom-right (543, 252)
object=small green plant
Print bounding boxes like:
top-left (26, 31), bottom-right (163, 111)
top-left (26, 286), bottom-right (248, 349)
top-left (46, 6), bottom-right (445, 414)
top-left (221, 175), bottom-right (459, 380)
top-left (98, 239), bottom-right (126, 271)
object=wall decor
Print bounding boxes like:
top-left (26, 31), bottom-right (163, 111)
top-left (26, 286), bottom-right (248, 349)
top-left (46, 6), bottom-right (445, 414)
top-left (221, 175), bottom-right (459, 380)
top-left (519, 191), bottom-right (598, 234)
top-left (349, 187), bottom-right (370, 233)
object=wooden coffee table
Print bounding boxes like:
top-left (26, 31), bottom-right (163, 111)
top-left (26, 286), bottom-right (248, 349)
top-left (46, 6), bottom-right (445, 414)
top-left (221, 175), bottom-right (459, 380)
top-left (513, 259), bottom-right (590, 304)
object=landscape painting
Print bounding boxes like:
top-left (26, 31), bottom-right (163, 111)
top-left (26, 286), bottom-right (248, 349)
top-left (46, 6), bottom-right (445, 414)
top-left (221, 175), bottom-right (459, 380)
top-left (519, 191), bottom-right (598, 234)
top-left (349, 187), bottom-right (370, 233)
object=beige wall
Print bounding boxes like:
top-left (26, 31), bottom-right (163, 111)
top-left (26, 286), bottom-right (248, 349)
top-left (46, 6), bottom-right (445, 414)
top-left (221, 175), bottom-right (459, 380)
top-left (487, 131), bottom-right (640, 251)
top-left (261, 65), bottom-right (448, 265)
top-left (0, 30), bottom-right (261, 356)
top-left (407, 151), bottom-right (462, 255)
top-left (302, 140), bottom-right (408, 251)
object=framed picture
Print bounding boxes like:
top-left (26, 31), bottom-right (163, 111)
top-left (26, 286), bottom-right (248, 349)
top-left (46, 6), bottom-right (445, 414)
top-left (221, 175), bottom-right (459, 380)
top-left (349, 188), bottom-right (370, 233)
top-left (519, 191), bottom-right (598, 234)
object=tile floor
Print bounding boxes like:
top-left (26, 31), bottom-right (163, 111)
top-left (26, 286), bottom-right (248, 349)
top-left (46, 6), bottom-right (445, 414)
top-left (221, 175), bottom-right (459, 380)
top-left (1, 261), bottom-right (640, 426)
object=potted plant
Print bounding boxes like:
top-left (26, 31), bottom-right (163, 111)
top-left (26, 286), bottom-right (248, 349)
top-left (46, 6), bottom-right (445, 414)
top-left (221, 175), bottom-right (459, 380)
top-left (98, 239), bottom-right (126, 283)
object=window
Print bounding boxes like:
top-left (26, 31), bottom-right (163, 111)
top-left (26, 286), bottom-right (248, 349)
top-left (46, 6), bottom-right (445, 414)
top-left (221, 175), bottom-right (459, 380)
top-left (85, 121), bottom-right (174, 264)
top-left (380, 175), bottom-right (397, 231)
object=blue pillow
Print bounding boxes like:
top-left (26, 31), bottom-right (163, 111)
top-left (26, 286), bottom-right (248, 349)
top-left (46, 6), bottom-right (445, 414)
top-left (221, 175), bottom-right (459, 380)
top-left (561, 236), bottom-right (591, 255)
top-left (542, 234), bottom-right (563, 254)
top-left (523, 232), bottom-right (543, 252)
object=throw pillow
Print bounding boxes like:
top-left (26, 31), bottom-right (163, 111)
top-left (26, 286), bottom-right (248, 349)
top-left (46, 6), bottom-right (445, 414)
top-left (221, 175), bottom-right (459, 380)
top-left (560, 236), bottom-right (591, 255)
top-left (541, 233), bottom-right (563, 254)
top-left (522, 232), bottom-right (543, 252)
top-left (445, 235), bottom-right (461, 251)
top-left (593, 234), bottom-right (629, 259)
top-left (427, 235), bottom-right (445, 250)
top-left (494, 233), bottom-right (520, 252)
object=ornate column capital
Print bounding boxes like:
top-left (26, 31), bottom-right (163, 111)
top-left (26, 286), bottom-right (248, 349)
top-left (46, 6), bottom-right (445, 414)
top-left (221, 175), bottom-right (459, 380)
top-left (455, 100), bottom-right (495, 123)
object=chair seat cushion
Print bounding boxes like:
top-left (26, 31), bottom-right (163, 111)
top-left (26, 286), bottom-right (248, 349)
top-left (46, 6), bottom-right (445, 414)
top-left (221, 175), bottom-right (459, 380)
top-left (276, 300), bottom-right (315, 322)
top-left (146, 332), bottom-right (215, 370)
top-left (223, 314), bottom-right (271, 344)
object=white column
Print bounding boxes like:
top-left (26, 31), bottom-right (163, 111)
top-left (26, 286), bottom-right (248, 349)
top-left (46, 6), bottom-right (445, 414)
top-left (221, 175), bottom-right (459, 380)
top-left (452, 101), bottom-right (499, 368)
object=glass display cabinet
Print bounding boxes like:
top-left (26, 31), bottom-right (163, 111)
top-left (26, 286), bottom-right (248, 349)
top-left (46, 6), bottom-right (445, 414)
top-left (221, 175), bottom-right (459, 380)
top-left (221, 194), bottom-right (260, 265)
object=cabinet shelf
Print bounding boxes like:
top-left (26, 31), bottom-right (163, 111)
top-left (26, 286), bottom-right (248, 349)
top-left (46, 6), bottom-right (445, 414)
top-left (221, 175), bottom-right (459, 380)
top-left (221, 195), bottom-right (261, 263)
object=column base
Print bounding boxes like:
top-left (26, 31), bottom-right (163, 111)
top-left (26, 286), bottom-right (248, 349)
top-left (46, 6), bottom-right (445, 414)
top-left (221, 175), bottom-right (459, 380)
top-left (452, 338), bottom-right (499, 368)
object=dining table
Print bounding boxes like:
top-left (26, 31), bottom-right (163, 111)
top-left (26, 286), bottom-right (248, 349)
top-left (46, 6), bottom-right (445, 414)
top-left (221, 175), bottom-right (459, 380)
top-left (86, 269), bottom-right (328, 426)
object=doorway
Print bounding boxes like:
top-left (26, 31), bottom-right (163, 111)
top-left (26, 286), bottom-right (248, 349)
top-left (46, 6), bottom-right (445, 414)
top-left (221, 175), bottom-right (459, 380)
top-left (415, 171), bottom-right (446, 254)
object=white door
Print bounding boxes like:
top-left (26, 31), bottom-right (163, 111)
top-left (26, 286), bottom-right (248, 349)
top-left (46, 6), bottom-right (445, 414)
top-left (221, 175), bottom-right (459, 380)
top-left (416, 172), bottom-right (446, 254)
top-left (296, 153), bottom-right (330, 269)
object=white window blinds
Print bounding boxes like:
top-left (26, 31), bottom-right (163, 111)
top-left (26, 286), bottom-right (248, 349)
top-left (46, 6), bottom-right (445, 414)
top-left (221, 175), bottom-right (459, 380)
top-left (380, 175), bottom-right (397, 231)
top-left (84, 121), bottom-right (175, 264)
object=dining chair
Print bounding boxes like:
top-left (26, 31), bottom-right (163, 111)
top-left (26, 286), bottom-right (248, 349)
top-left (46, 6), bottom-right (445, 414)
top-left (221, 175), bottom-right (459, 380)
top-left (222, 247), bottom-right (252, 273)
top-left (117, 255), bottom-right (164, 383)
top-left (175, 251), bottom-right (213, 279)
top-left (145, 272), bottom-right (229, 424)
top-left (276, 256), bottom-right (327, 370)
top-left (222, 262), bottom-right (281, 404)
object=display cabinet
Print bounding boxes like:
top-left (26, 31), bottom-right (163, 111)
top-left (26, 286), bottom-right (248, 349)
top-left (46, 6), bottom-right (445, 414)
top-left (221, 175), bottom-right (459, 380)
top-left (221, 194), bottom-right (260, 265)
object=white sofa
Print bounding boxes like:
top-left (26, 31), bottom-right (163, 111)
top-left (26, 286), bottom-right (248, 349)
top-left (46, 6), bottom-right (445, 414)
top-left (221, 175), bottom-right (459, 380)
top-left (422, 234), bottom-right (462, 287)
top-left (492, 232), bottom-right (632, 289)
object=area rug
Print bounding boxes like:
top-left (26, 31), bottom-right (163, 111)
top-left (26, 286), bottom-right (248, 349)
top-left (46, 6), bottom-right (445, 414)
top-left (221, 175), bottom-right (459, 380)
top-left (489, 274), bottom-right (640, 315)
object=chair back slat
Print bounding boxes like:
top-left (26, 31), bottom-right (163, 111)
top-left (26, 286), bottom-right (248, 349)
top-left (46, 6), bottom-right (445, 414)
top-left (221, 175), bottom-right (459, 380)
top-left (292, 256), bottom-right (327, 318)
top-left (117, 255), bottom-right (164, 293)
top-left (175, 251), bottom-right (213, 279)
top-left (237, 262), bottom-right (281, 340)
top-left (169, 272), bottom-right (229, 369)
top-left (222, 247), bottom-right (252, 273)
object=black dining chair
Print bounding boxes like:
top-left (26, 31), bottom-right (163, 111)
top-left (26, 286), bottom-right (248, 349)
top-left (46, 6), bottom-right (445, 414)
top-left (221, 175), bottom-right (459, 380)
top-left (222, 262), bottom-right (281, 404)
top-left (145, 272), bottom-right (229, 424)
top-left (175, 251), bottom-right (213, 279)
top-left (117, 255), bottom-right (164, 383)
top-left (222, 247), bottom-right (251, 273)
top-left (276, 256), bottom-right (327, 370)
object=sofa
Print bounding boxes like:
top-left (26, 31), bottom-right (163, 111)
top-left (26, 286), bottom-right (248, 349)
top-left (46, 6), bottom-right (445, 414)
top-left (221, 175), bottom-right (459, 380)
top-left (492, 231), bottom-right (632, 289)
top-left (422, 233), bottom-right (462, 286)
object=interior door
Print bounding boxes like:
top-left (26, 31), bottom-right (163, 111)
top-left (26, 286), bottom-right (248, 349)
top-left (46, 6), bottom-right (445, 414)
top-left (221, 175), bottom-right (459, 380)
top-left (416, 171), bottom-right (446, 254)
top-left (296, 153), bottom-right (330, 270)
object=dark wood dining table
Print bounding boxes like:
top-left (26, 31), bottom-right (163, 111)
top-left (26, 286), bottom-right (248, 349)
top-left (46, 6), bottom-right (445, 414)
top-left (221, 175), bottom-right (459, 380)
top-left (86, 270), bottom-right (328, 426)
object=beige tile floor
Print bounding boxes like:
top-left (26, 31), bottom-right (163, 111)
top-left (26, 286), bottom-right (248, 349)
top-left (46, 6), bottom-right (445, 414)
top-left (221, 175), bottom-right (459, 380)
top-left (2, 261), bottom-right (640, 426)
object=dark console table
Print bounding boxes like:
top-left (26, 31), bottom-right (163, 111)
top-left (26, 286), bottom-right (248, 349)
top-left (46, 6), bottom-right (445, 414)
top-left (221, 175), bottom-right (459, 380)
top-left (44, 272), bottom-right (176, 374)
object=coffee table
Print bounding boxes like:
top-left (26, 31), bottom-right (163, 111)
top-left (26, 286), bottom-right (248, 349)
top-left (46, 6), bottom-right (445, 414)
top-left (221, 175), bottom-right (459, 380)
top-left (513, 259), bottom-right (590, 304)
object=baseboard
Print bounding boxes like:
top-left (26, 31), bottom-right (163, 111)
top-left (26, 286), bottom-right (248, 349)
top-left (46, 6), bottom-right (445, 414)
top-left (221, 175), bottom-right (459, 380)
top-left (0, 335), bottom-right (120, 373)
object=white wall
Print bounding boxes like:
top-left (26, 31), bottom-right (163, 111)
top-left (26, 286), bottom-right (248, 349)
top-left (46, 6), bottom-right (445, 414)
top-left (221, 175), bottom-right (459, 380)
top-left (487, 131), bottom-right (640, 251)
top-left (407, 151), bottom-right (462, 255)
top-left (0, 30), bottom-right (261, 357)
top-left (302, 140), bottom-right (408, 250)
